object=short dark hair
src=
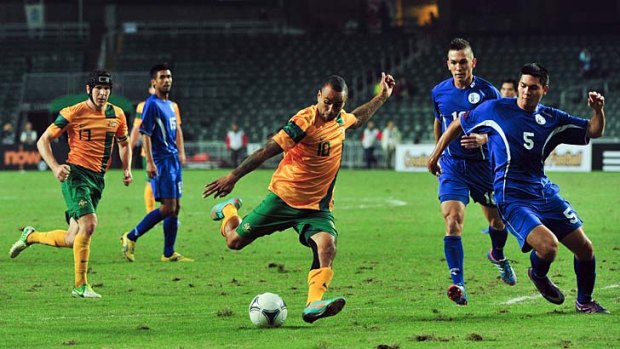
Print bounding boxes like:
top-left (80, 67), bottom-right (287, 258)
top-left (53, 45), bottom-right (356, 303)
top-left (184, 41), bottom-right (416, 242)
top-left (448, 38), bottom-right (473, 55)
top-left (322, 75), bottom-right (348, 95)
top-left (520, 63), bottom-right (549, 86)
top-left (87, 70), bottom-right (112, 89)
top-left (150, 63), bottom-right (171, 79)
top-left (501, 78), bottom-right (517, 89)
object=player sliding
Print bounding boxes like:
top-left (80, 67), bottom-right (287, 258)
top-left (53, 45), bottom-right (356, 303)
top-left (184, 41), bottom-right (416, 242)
top-left (204, 73), bottom-right (396, 323)
top-left (428, 63), bottom-right (609, 313)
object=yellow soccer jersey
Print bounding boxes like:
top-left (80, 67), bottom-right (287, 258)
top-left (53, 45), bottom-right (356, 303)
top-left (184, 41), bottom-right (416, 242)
top-left (133, 100), bottom-right (182, 158)
top-left (46, 101), bottom-right (128, 173)
top-left (270, 105), bottom-right (357, 211)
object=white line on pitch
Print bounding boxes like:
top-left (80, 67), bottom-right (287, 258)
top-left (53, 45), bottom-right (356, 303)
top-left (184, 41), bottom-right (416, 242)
top-left (502, 283), bottom-right (620, 305)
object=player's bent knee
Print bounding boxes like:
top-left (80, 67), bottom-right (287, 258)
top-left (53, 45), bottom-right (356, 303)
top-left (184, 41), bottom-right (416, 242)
top-left (226, 234), bottom-right (252, 250)
top-left (539, 241), bottom-right (559, 261)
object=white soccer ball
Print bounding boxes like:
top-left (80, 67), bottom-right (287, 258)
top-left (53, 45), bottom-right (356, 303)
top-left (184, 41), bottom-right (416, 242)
top-left (248, 292), bottom-right (287, 328)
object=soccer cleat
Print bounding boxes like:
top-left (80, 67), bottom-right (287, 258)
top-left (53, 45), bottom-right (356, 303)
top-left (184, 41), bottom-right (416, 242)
top-left (487, 250), bottom-right (517, 286)
top-left (447, 284), bottom-right (468, 305)
top-left (9, 226), bottom-right (36, 258)
top-left (528, 267), bottom-right (564, 304)
top-left (72, 284), bottom-right (101, 298)
top-left (302, 297), bottom-right (346, 323)
top-left (210, 197), bottom-right (243, 221)
top-left (120, 233), bottom-right (136, 262)
top-left (575, 300), bottom-right (610, 314)
top-left (161, 252), bottom-right (194, 262)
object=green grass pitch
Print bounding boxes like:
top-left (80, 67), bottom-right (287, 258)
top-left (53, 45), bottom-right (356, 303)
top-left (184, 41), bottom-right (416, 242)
top-left (0, 169), bottom-right (618, 348)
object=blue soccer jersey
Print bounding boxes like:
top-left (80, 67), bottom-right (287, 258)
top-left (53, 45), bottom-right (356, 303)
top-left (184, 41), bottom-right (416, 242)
top-left (432, 76), bottom-right (501, 160)
top-left (461, 98), bottom-right (590, 204)
top-left (139, 94), bottom-right (179, 160)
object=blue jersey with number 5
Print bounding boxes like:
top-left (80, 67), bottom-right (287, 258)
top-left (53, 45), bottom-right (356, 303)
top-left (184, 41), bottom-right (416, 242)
top-left (432, 76), bottom-right (500, 160)
top-left (461, 98), bottom-right (590, 203)
top-left (139, 94), bottom-right (178, 160)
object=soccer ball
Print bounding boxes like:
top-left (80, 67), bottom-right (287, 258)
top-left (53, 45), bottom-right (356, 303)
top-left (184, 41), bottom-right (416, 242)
top-left (248, 292), bottom-right (287, 328)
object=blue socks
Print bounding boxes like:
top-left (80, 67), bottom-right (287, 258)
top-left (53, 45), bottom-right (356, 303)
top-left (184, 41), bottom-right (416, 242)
top-left (488, 227), bottom-right (508, 260)
top-left (127, 208), bottom-right (165, 241)
top-left (444, 236), bottom-right (464, 285)
top-left (574, 256), bottom-right (596, 304)
top-left (163, 217), bottom-right (178, 258)
top-left (530, 250), bottom-right (552, 278)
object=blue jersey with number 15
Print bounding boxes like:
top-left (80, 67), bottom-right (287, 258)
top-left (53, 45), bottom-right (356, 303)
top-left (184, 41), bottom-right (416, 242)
top-left (139, 94), bottom-right (179, 160)
top-left (461, 98), bottom-right (590, 204)
top-left (432, 76), bottom-right (501, 160)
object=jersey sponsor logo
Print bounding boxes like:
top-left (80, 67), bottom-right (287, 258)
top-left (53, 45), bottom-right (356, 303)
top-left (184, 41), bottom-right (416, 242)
top-left (468, 92), bottom-right (481, 104)
top-left (535, 113), bottom-right (546, 125)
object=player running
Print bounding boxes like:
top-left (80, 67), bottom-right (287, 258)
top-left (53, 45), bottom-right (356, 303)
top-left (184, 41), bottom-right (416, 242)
top-left (431, 38), bottom-right (515, 305)
top-left (9, 70), bottom-right (132, 298)
top-left (428, 63), bottom-right (608, 313)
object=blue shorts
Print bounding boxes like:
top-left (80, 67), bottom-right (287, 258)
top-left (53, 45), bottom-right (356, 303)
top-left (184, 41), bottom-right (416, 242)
top-left (438, 156), bottom-right (495, 207)
top-left (497, 194), bottom-right (583, 252)
top-left (150, 156), bottom-right (182, 200)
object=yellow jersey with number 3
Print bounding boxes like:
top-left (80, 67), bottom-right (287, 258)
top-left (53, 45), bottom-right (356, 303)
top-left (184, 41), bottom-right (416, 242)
top-left (270, 105), bottom-right (357, 211)
top-left (46, 101), bottom-right (128, 173)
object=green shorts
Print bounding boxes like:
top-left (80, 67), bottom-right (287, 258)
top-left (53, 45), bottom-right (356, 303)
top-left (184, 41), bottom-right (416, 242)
top-left (237, 192), bottom-right (337, 246)
top-left (61, 164), bottom-right (105, 220)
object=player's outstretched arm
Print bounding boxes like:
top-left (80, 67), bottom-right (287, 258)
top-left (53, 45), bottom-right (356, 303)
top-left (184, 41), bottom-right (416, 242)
top-left (461, 133), bottom-right (488, 149)
top-left (37, 129), bottom-right (70, 182)
top-left (203, 139), bottom-right (283, 198)
top-left (427, 117), bottom-right (465, 175)
top-left (586, 91), bottom-right (605, 138)
top-left (350, 72), bottom-right (396, 129)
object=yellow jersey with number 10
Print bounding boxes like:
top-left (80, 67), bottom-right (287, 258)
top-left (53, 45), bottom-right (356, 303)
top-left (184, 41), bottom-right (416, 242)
top-left (271, 105), bottom-right (357, 211)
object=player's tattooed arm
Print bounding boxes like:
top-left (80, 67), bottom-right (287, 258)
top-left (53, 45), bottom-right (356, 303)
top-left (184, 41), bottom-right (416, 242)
top-left (203, 140), bottom-right (283, 198)
top-left (350, 72), bottom-right (395, 129)
top-left (232, 140), bottom-right (283, 179)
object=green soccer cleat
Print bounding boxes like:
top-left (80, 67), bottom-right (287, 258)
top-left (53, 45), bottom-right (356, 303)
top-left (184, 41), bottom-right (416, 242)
top-left (120, 232), bottom-right (136, 262)
top-left (161, 252), bottom-right (194, 262)
top-left (302, 297), bottom-right (346, 323)
top-left (210, 197), bottom-right (243, 221)
top-left (9, 226), bottom-right (36, 258)
top-left (72, 284), bottom-right (101, 298)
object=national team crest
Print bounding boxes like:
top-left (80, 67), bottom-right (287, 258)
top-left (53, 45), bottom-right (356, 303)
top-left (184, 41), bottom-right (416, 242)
top-left (535, 114), bottom-right (546, 125)
top-left (468, 92), bottom-right (481, 104)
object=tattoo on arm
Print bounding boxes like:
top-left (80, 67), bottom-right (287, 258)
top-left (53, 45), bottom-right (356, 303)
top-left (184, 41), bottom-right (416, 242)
top-left (232, 140), bottom-right (283, 179)
top-left (350, 95), bottom-right (388, 129)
